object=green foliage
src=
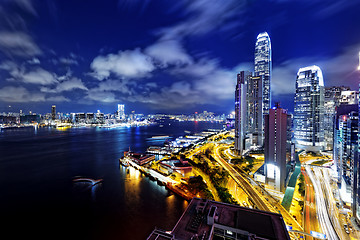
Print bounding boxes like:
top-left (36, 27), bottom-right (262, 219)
top-left (231, 158), bottom-right (243, 165)
top-left (298, 200), bottom-right (304, 211)
top-left (188, 154), bottom-right (236, 204)
top-left (187, 175), bottom-right (214, 200)
top-left (298, 174), bottom-right (305, 197)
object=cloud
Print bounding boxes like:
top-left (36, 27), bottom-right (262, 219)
top-left (58, 57), bottom-right (78, 65)
top-left (13, 0), bottom-right (37, 16)
top-left (271, 43), bottom-right (360, 96)
top-left (41, 77), bottom-right (88, 93)
top-left (86, 89), bottom-right (118, 103)
top-left (47, 95), bottom-right (70, 102)
top-left (145, 40), bottom-right (193, 66)
top-left (90, 48), bottom-right (155, 80)
top-left (158, 0), bottom-right (245, 40)
top-left (15, 68), bottom-right (57, 85)
top-left (0, 85), bottom-right (71, 103)
top-left (125, 57), bottom-right (238, 109)
top-left (27, 57), bottom-right (40, 64)
top-left (0, 86), bottom-right (45, 102)
top-left (0, 31), bottom-right (41, 57)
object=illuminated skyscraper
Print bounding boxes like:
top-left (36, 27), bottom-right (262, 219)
top-left (51, 105), bottom-right (56, 121)
top-left (255, 32), bottom-right (271, 117)
top-left (324, 86), bottom-right (351, 150)
top-left (294, 65), bottom-right (325, 151)
top-left (247, 75), bottom-right (263, 146)
top-left (264, 103), bottom-right (287, 192)
top-left (235, 71), bottom-right (251, 155)
top-left (117, 104), bottom-right (125, 120)
top-left (355, 65), bottom-right (360, 225)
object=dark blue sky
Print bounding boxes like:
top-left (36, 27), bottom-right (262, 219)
top-left (1, 0), bottom-right (360, 114)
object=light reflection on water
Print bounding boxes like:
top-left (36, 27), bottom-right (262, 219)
top-left (0, 119), bottom-right (223, 239)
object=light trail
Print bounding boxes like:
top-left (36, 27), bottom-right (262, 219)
top-left (306, 165), bottom-right (339, 240)
top-left (213, 144), bottom-right (303, 233)
top-left (321, 168), bottom-right (347, 240)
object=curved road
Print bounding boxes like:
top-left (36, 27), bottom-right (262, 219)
top-left (213, 144), bottom-right (303, 232)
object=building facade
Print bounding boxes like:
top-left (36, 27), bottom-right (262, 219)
top-left (324, 86), bottom-right (351, 150)
top-left (294, 65), bottom-right (325, 152)
top-left (255, 32), bottom-right (272, 117)
top-left (264, 104), bottom-right (288, 192)
top-left (355, 83), bottom-right (360, 225)
top-left (247, 75), bottom-right (264, 146)
top-left (117, 104), bottom-right (125, 120)
top-left (235, 71), bottom-right (251, 155)
top-left (51, 105), bottom-right (56, 121)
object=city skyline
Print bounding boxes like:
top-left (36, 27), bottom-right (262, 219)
top-left (0, 1), bottom-right (360, 114)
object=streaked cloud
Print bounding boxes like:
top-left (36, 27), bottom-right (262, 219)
top-left (0, 86), bottom-right (45, 102)
top-left (12, 67), bottom-right (57, 85)
top-left (90, 48), bottom-right (155, 80)
top-left (145, 40), bottom-right (193, 66)
top-left (0, 31), bottom-right (41, 57)
top-left (40, 77), bottom-right (88, 93)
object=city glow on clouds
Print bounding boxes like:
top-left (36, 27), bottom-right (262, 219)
top-left (0, 0), bottom-right (359, 113)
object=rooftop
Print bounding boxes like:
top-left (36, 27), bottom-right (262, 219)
top-left (148, 198), bottom-right (290, 240)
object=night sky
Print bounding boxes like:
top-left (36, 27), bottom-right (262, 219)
top-left (1, 0), bottom-right (360, 115)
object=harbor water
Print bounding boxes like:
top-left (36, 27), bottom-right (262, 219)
top-left (0, 119), bottom-right (223, 239)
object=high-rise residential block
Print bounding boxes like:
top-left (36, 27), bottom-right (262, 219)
top-left (264, 103), bottom-right (288, 192)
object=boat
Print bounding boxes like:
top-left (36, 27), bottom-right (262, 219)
top-left (151, 135), bottom-right (170, 139)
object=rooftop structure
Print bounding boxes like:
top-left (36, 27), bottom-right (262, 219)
top-left (124, 151), bottom-right (155, 166)
top-left (147, 198), bottom-right (290, 240)
top-left (159, 157), bottom-right (192, 177)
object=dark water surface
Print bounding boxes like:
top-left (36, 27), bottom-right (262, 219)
top-left (0, 120), bottom-right (222, 239)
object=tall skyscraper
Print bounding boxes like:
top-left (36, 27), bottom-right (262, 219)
top-left (324, 86), bottom-right (351, 150)
top-left (354, 71), bottom-right (360, 225)
top-left (247, 75), bottom-right (263, 146)
top-left (255, 32), bottom-right (272, 116)
top-left (264, 103), bottom-right (287, 192)
top-left (294, 65), bottom-right (325, 152)
top-left (51, 105), bottom-right (56, 121)
top-left (235, 71), bottom-right (251, 155)
top-left (117, 104), bottom-right (125, 120)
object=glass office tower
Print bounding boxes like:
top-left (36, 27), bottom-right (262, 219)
top-left (255, 32), bottom-right (272, 116)
top-left (294, 65), bottom-right (325, 151)
top-left (235, 71), bottom-right (251, 155)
